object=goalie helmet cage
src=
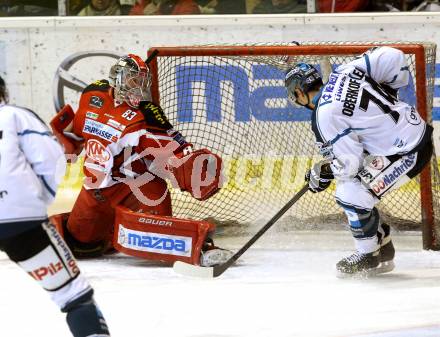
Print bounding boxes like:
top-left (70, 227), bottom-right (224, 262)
top-left (147, 42), bottom-right (440, 250)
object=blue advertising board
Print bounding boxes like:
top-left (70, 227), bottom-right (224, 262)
top-left (175, 63), bottom-right (439, 122)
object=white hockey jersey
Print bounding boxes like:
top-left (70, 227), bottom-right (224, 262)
top-left (0, 104), bottom-right (64, 233)
top-left (312, 46), bottom-right (431, 178)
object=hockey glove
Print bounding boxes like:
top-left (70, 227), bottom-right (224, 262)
top-left (305, 161), bottom-right (334, 193)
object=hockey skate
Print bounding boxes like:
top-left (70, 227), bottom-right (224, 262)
top-left (336, 250), bottom-right (380, 278)
top-left (200, 238), bottom-right (233, 267)
top-left (377, 223), bottom-right (395, 274)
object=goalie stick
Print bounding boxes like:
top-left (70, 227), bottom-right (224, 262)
top-left (173, 184), bottom-right (309, 278)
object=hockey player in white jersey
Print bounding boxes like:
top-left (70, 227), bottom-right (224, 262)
top-left (285, 47), bottom-right (434, 277)
top-left (0, 76), bottom-right (111, 336)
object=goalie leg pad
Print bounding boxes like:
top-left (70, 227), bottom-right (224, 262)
top-left (120, 175), bottom-right (172, 215)
top-left (60, 179), bottom-right (173, 258)
top-left (67, 187), bottom-right (118, 245)
top-left (0, 221), bottom-right (92, 309)
top-left (50, 213), bottom-right (110, 259)
top-left (114, 206), bottom-right (215, 265)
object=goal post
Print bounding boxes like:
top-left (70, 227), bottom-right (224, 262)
top-left (147, 42), bottom-right (439, 250)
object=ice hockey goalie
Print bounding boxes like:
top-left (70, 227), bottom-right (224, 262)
top-left (50, 53), bottom-right (231, 267)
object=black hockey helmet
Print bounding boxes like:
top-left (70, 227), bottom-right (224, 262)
top-left (285, 63), bottom-right (323, 106)
top-left (0, 75), bottom-right (8, 104)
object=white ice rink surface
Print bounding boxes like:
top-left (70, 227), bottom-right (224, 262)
top-left (1, 229), bottom-right (440, 337)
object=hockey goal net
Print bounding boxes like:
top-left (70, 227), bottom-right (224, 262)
top-left (147, 42), bottom-right (439, 250)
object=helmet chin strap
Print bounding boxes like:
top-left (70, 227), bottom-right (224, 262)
top-left (296, 91), bottom-right (314, 111)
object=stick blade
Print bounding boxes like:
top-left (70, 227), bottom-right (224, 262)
top-left (173, 261), bottom-right (215, 278)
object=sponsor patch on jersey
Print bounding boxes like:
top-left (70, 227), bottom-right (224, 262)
top-left (316, 141), bottom-right (334, 161)
top-left (335, 75), bottom-right (347, 101)
top-left (166, 128), bottom-right (187, 146)
top-left (368, 156), bottom-right (386, 170)
top-left (367, 154), bottom-right (416, 196)
top-left (91, 80), bottom-right (108, 87)
top-left (89, 95), bottom-right (104, 108)
top-left (405, 106), bottom-right (422, 126)
top-left (145, 102), bottom-right (167, 125)
top-left (83, 118), bottom-right (121, 142)
top-left (107, 118), bottom-right (126, 131)
top-left (86, 111), bottom-right (99, 120)
top-left (323, 73), bottom-right (339, 94)
top-left (393, 138), bottom-right (408, 149)
top-left (117, 225), bottom-right (192, 257)
top-left (358, 156), bottom-right (391, 184)
top-left (86, 139), bottom-right (111, 164)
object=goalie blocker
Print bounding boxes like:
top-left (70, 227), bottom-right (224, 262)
top-left (50, 104), bottom-right (84, 159)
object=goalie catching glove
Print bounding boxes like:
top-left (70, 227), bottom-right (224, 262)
top-left (168, 147), bottom-right (223, 201)
top-left (305, 161), bottom-right (334, 193)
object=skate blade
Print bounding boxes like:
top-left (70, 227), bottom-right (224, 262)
top-left (336, 267), bottom-right (379, 279)
top-left (376, 260), bottom-right (395, 274)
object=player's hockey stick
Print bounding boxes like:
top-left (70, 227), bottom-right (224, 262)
top-left (173, 184), bottom-right (309, 278)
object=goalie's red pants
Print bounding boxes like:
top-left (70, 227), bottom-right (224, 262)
top-left (67, 176), bottom-right (172, 245)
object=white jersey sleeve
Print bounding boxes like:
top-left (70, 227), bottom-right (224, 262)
top-left (16, 108), bottom-right (64, 204)
top-left (337, 46), bottom-right (409, 89)
top-left (312, 106), bottom-right (364, 178)
top-left (0, 104), bottom-right (64, 224)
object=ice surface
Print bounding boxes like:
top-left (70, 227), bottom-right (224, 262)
top-left (1, 230), bottom-right (439, 337)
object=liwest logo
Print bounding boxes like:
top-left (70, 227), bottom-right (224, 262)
top-left (118, 225), bottom-right (192, 257)
top-left (83, 118), bottom-right (121, 142)
top-left (370, 154), bottom-right (416, 196)
top-left (323, 73), bottom-right (339, 96)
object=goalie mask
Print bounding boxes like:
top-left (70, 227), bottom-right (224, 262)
top-left (109, 54), bottom-right (151, 108)
top-left (285, 63), bottom-right (322, 108)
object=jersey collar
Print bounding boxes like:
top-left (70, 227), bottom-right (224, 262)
top-left (312, 87), bottom-right (324, 107)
